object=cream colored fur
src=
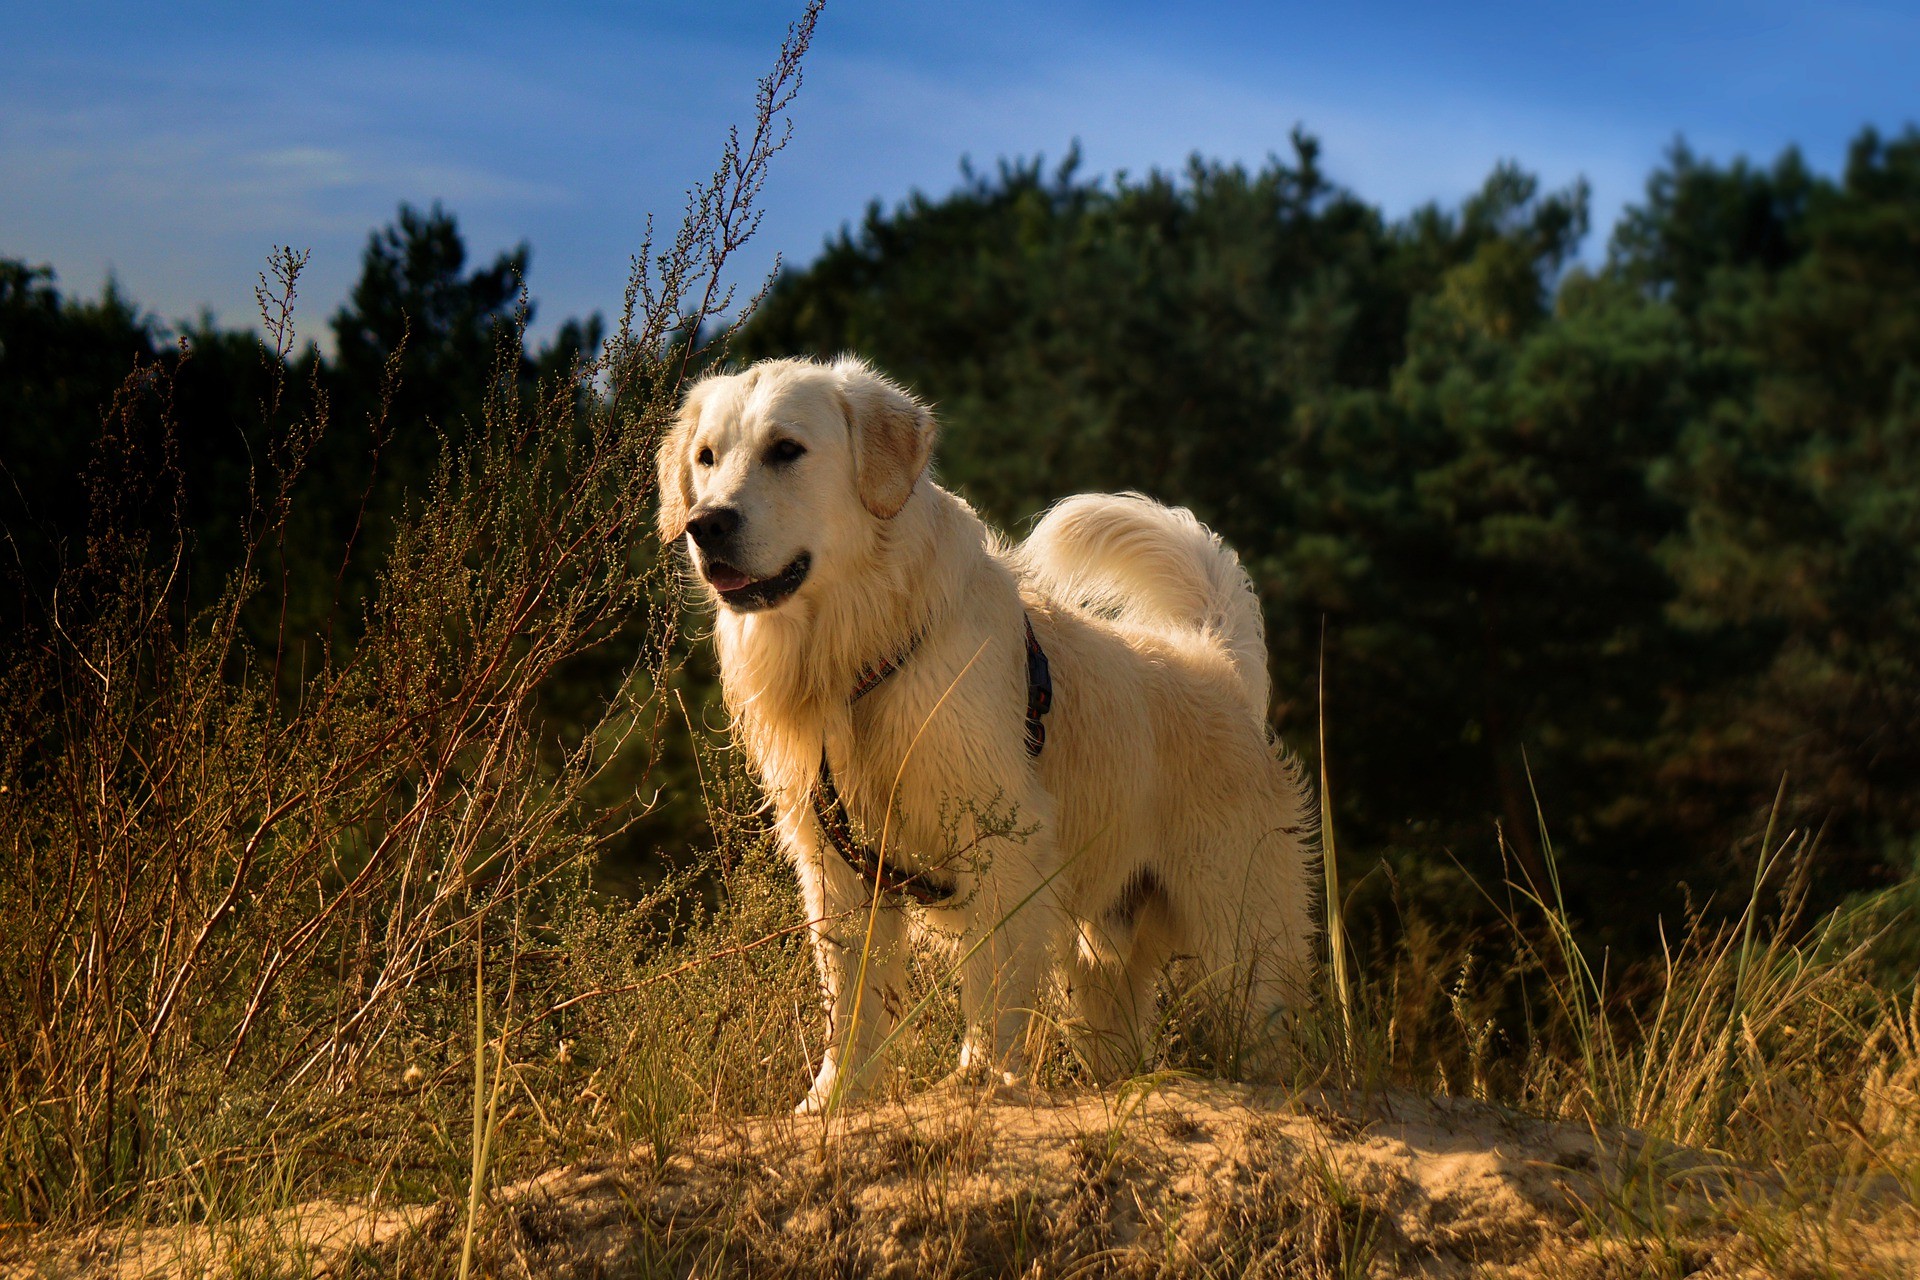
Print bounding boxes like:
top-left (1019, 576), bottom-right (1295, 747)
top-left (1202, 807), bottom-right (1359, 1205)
top-left (659, 356), bottom-right (1317, 1112)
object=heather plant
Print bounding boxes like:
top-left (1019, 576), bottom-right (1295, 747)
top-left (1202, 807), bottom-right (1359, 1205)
top-left (0, 3), bottom-right (822, 1226)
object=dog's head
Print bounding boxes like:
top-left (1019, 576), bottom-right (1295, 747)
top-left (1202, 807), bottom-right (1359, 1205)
top-left (657, 356), bottom-right (936, 612)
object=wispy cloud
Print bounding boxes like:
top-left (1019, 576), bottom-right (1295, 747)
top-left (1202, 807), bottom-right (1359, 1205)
top-left (3, 0), bottom-right (1914, 345)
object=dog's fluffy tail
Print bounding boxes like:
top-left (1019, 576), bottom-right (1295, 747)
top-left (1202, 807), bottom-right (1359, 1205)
top-left (1020, 492), bottom-right (1270, 718)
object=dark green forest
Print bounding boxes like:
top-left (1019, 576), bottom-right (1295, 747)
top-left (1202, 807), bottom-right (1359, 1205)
top-left (6, 129), bottom-right (1919, 957)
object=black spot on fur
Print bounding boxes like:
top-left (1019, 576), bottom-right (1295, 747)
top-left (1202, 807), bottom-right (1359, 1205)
top-left (1106, 866), bottom-right (1165, 930)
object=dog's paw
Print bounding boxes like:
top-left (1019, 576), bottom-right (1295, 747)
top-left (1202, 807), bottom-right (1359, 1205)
top-left (796, 1067), bottom-right (864, 1114)
top-left (936, 1065), bottom-right (1031, 1104)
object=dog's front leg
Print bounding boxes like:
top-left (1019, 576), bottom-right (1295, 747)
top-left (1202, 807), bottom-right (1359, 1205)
top-left (939, 838), bottom-right (1060, 1091)
top-left (793, 832), bottom-right (910, 1114)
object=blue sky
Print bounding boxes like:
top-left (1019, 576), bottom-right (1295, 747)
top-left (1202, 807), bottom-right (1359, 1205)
top-left (4, 1), bottom-right (1916, 349)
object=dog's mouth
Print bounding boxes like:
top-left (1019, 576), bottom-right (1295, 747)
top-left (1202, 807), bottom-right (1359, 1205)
top-left (704, 553), bottom-right (812, 611)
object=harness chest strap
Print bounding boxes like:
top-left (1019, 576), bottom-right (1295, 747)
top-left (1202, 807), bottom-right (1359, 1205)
top-left (809, 615), bottom-right (1053, 904)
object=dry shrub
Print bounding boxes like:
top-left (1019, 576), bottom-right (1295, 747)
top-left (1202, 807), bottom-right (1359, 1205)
top-left (0, 2), bottom-right (823, 1227)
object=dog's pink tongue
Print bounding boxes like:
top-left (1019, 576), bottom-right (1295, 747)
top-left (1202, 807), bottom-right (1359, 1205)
top-left (707, 565), bottom-right (752, 592)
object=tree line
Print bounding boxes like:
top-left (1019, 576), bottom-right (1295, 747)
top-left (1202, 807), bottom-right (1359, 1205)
top-left (735, 127), bottom-right (1920, 951)
top-left (5, 129), bottom-right (1918, 952)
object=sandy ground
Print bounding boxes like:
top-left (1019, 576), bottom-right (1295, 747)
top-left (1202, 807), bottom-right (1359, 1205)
top-left (8, 1079), bottom-right (1917, 1277)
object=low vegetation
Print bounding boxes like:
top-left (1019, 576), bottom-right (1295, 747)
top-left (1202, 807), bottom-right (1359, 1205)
top-left (2, 5), bottom-right (1917, 1275)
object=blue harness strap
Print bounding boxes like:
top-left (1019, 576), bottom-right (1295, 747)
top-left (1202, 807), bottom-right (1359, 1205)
top-left (810, 614), bottom-right (1054, 903)
top-left (1022, 615), bottom-right (1051, 757)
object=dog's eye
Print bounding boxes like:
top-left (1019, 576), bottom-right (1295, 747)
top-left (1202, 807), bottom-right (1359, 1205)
top-left (696, 446), bottom-right (714, 467)
top-left (767, 439), bottom-right (807, 465)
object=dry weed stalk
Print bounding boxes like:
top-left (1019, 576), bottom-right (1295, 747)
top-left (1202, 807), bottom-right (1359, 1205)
top-left (0, 1), bottom-right (822, 1226)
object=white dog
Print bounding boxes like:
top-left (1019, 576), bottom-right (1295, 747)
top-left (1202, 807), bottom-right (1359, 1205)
top-left (657, 356), bottom-right (1316, 1112)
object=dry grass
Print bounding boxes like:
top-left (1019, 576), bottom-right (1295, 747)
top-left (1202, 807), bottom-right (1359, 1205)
top-left (2, 4), bottom-right (1918, 1274)
top-left (15, 1070), bottom-right (1918, 1278)
top-left (0, 0), bottom-right (817, 1239)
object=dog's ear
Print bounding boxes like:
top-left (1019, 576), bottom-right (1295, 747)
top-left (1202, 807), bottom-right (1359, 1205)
top-left (656, 381), bottom-right (707, 544)
top-left (836, 358), bottom-right (936, 519)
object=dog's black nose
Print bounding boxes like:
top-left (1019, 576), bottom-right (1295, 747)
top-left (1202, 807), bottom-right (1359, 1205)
top-left (685, 506), bottom-right (741, 552)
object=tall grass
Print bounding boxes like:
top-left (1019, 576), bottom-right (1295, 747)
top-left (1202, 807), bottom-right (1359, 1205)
top-left (0, 1), bottom-right (821, 1229)
top-left (1332, 786), bottom-right (1920, 1252)
top-left (1318, 634), bottom-right (1355, 1076)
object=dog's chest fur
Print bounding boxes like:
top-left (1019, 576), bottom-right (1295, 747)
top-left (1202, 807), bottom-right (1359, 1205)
top-left (715, 502), bottom-right (1043, 884)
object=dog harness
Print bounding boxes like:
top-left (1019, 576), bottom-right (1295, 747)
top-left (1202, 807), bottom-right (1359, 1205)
top-left (810, 616), bottom-right (1053, 905)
